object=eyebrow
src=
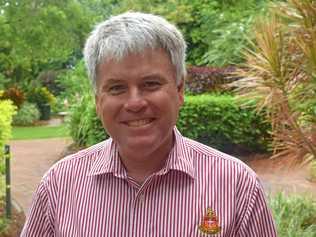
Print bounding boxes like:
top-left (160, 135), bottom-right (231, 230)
top-left (102, 78), bottom-right (125, 85)
top-left (141, 73), bottom-right (167, 81)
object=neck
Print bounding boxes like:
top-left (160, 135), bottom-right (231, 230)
top-left (118, 135), bottom-right (174, 184)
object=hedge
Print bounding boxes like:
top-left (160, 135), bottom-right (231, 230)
top-left (68, 94), bottom-right (271, 154)
top-left (177, 94), bottom-right (271, 153)
top-left (67, 94), bottom-right (108, 147)
top-left (0, 100), bottom-right (16, 195)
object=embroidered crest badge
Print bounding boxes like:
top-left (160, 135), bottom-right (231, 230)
top-left (198, 207), bottom-right (221, 235)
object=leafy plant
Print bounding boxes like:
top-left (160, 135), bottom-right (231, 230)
top-left (0, 86), bottom-right (25, 108)
top-left (0, 100), bottom-right (16, 199)
top-left (232, 0), bottom-right (316, 160)
top-left (67, 94), bottom-right (108, 147)
top-left (12, 102), bottom-right (40, 126)
top-left (270, 193), bottom-right (316, 236)
top-left (0, 0), bottom-right (95, 86)
top-left (27, 86), bottom-right (56, 107)
top-left (186, 66), bottom-right (237, 94)
top-left (56, 59), bottom-right (93, 106)
top-left (114, 0), bottom-right (268, 66)
top-left (177, 94), bottom-right (271, 154)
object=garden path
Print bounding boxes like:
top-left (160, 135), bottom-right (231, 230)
top-left (9, 138), bottom-right (72, 216)
top-left (9, 138), bottom-right (316, 217)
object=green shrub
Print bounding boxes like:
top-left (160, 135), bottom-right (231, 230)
top-left (0, 100), bottom-right (15, 233)
top-left (56, 60), bottom-right (92, 105)
top-left (270, 193), bottom-right (316, 237)
top-left (27, 86), bottom-right (56, 120)
top-left (67, 94), bottom-right (108, 147)
top-left (177, 94), bottom-right (271, 153)
top-left (12, 102), bottom-right (40, 126)
top-left (0, 100), bottom-right (16, 192)
top-left (27, 86), bottom-right (56, 108)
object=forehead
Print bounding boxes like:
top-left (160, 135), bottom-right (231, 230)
top-left (97, 48), bottom-right (176, 82)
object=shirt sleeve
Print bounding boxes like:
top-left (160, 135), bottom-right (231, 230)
top-left (20, 177), bottom-right (55, 237)
top-left (237, 178), bottom-right (277, 237)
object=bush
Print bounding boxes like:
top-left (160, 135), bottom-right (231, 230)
top-left (186, 66), bottom-right (237, 94)
top-left (68, 93), bottom-right (270, 153)
top-left (12, 102), bottom-right (40, 126)
top-left (54, 60), bottom-right (93, 114)
top-left (0, 100), bottom-right (16, 187)
top-left (0, 86), bottom-right (25, 109)
top-left (27, 86), bottom-right (56, 108)
top-left (270, 193), bottom-right (316, 237)
top-left (67, 94), bottom-right (108, 147)
top-left (177, 94), bottom-right (271, 153)
top-left (27, 86), bottom-right (56, 120)
top-left (37, 70), bottom-right (63, 96)
top-left (56, 60), bottom-right (92, 104)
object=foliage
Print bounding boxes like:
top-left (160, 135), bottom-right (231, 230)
top-left (56, 60), bottom-right (93, 106)
top-left (67, 94), bottom-right (108, 147)
top-left (37, 70), bottom-right (63, 96)
top-left (232, 0), bottom-right (316, 160)
top-left (185, 66), bottom-right (237, 94)
top-left (0, 100), bottom-right (16, 199)
top-left (27, 87), bottom-right (56, 108)
top-left (0, 73), bottom-right (9, 90)
top-left (67, 93), bottom-right (270, 153)
top-left (270, 193), bottom-right (316, 236)
top-left (114, 0), bottom-right (268, 66)
top-left (12, 102), bottom-right (40, 126)
top-left (0, 0), bottom-right (95, 86)
top-left (198, 0), bottom-right (268, 66)
top-left (177, 94), bottom-right (271, 153)
top-left (0, 86), bottom-right (25, 108)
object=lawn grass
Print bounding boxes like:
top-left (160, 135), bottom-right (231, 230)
top-left (12, 124), bottom-right (69, 140)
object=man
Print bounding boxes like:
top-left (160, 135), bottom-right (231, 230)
top-left (22, 12), bottom-right (277, 236)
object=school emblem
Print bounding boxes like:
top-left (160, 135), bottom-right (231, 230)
top-left (198, 207), bottom-right (221, 235)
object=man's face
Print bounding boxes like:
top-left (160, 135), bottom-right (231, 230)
top-left (95, 48), bottom-right (184, 160)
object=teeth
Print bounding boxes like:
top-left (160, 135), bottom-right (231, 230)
top-left (126, 119), bottom-right (152, 127)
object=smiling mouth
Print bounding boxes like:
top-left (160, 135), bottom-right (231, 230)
top-left (125, 119), bottom-right (154, 127)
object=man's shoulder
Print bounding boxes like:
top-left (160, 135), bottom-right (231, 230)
top-left (182, 137), bottom-right (256, 177)
top-left (43, 139), bottom-right (112, 179)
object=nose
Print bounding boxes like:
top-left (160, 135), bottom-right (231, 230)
top-left (123, 88), bottom-right (147, 112)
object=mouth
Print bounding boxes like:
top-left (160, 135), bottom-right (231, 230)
top-left (124, 118), bottom-right (155, 127)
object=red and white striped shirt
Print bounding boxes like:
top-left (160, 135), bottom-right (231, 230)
top-left (22, 128), bottom-right (277, 236)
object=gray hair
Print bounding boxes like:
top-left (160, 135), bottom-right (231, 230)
top-left (83, 12), bottom-right (187, 93)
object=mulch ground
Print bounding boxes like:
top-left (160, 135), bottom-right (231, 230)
top-left (0, 202), bottom-right (25, 237)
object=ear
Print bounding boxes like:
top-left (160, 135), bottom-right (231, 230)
top-left (95, 94), bottom-right (101, 118)
top-left (177, 79), bottom-right (185, 106)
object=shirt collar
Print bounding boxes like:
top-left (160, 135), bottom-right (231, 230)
top-left (88, 140), bottom-right (127, 178)
top-left (88, 127), bottom-right (195, 180)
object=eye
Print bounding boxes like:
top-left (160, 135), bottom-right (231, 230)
top-left (143, 80), bottom-right (162, 91)
top-left (107, 84), bottom-right (127, 95)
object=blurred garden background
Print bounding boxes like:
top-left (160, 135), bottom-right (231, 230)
top-left (0, 0), bottom-right (315, 236)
